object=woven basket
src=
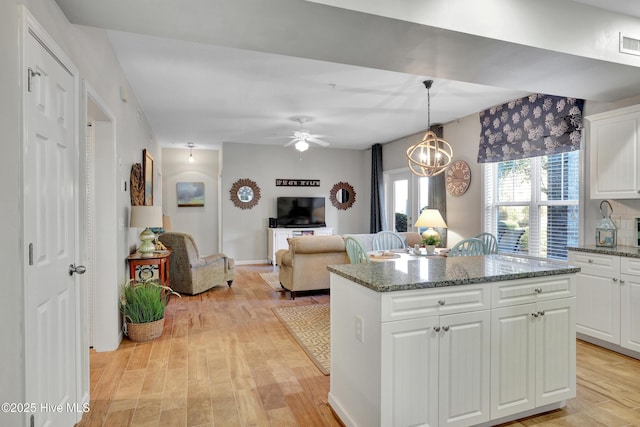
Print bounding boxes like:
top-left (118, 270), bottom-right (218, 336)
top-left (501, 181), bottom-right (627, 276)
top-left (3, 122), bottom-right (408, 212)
top-left (126, 318), bottom-right (164, 342)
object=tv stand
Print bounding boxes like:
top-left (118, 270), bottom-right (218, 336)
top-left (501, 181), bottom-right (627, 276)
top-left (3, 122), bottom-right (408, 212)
top-left (267, 227), bottom-right (333, 265)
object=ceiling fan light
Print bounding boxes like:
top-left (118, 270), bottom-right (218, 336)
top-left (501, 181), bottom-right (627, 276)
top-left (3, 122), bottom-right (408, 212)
top-left (295, 140), bottom-right (309, 152)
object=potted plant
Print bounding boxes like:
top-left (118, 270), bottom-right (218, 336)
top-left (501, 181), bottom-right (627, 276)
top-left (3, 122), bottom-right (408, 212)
top-left (120, 279), bottom-right (179, 342)
top-left (422, 235), bottom-right (441, 254)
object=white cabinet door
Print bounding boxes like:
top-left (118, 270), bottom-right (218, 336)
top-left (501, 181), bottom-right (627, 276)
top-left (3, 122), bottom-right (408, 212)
top-left (621, 274), bottom-right (640, 352)
top-left (588, 106), bottom-right (640, 199)
top-left (439, 310), bottom-right (491, 427)
top-left (491, 298), bottom-right (575, 418)
top-left (381, 316), bottom-right (440, 427)
top-left (574, 270), bottom-right (620, 344)
top-left (535, 298), bottom-right (576, 406)
top-left (491, 303), bottom-right (536, 420)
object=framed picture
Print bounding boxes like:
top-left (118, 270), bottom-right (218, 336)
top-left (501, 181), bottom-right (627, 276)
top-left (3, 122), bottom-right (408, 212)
top-left (143, 149), bottom-right (154, 206)
top-left (177, 182), bottom-right (205, 207)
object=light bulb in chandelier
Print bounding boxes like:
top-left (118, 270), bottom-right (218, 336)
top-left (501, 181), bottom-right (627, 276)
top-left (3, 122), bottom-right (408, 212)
top-left (406, 80), bottom-right (453, 177)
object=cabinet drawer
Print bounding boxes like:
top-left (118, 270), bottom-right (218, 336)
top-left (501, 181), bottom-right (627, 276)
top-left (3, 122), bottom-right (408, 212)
top-left (621, 257), bottom-right (640, 276)
top-left (492, 275), bottom-right (575, 308)
top-left (381, 285), bottom-right (490, 322)
top-left (568, 251), bottom-right (620, 276)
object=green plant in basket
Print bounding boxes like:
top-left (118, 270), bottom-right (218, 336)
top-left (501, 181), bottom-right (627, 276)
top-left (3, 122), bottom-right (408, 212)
top-left (422, 235), bottom-right (440, 246)
top-left (120, 279), bottom-right (180, 324)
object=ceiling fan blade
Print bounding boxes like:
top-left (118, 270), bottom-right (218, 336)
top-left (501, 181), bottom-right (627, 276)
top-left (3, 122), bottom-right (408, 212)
top-left (283, 138), bottom-right (298, 147)
top-left (308, 137), bottom-right (330, 147)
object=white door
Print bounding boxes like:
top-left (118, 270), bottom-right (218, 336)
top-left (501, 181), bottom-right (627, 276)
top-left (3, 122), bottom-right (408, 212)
top-left (24, 21), bottom-right (81, 427)
top-left (439, 310), bottom-right (491, 427)
top-left (491, 303), bottom-right (536, 419)
top-left (574, 271), bottom-right (620, 344)
top-left (621, 274), bottom-right (640, 352)
top-left (535, 298), bottom-right (576, 406)
top-left (381, 316), bottom-right (440, 427)
top-left (385, 170), bottom-right (412, 232)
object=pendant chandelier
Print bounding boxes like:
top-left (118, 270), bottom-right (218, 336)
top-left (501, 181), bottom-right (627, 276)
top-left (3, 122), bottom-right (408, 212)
top-left (406, 80), bottom-right (453, 177)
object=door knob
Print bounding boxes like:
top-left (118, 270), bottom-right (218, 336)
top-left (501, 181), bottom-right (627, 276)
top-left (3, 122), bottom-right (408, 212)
top-left (69, 264), bottom-right (87, 276)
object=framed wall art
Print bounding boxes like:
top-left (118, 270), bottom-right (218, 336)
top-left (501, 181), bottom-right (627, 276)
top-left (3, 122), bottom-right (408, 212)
top-left (143, 149), bottom-right (154, 206)
top-left (177, 182), bottom-right (205, 207)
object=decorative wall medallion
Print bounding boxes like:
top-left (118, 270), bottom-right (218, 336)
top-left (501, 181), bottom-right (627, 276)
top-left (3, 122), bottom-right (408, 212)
top-left (230, 178), bottom-right (261, 209)
top-left (329, 182), bottom-right (356, 210)
top-left (446, 160), bottom-right (471, 196)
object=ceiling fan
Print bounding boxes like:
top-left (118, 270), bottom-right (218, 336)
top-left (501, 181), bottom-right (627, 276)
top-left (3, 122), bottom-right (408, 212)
top-left (282, 117), bottom-right (330, 152)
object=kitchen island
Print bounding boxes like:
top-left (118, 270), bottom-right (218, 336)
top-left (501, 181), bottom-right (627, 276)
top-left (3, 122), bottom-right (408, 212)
top-left (327, 254), bottom-right (579, 427)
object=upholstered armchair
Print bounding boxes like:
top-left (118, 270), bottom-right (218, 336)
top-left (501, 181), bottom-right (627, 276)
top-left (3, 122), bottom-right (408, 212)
top-left (158, 232), bottom-right (234, 295)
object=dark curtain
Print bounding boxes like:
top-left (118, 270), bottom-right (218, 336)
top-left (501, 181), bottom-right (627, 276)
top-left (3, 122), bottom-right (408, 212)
top-left (477, 94), bottom-right (584, 163)
top-left (370, 143), bottom-right (386, 233)
top-left (428, 125), bottom-right (447, 246)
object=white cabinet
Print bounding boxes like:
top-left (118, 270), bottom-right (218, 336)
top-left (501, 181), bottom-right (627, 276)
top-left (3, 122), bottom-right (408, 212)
top-left (381, 310), bottom-right (491, 427)
top-left (568, 250), bottom-right (640, 355)
top-left (567, 251), bottom-right (620, 343)
top-left (329, 273), bottom-right (575, 427)
top-left (587, 104), bottom-right (640, 199)
top-left (267, 227), bottom-right (333, 264)
top-left (491, 298), bottom-right (575, 420)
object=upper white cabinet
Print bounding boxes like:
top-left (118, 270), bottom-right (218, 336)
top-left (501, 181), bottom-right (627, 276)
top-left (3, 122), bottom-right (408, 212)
top-left (588, 104), bottom-right (640, 199)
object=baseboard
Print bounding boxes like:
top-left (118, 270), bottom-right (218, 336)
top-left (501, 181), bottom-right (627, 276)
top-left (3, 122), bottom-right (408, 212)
top-left (234, 259), bottom-right (270, 265)
top-left (577, 334), bottom-right (640, 360)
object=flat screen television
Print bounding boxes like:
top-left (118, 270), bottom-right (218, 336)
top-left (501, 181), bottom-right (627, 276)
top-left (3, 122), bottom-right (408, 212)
top-left (277, 197), bottom-right (326, 228)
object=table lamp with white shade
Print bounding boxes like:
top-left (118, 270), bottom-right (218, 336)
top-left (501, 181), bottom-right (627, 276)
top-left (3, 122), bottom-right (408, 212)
top-left (130, 206), bottom-right (163, 257)
top-left (414, 208), bottom-right (448, 242)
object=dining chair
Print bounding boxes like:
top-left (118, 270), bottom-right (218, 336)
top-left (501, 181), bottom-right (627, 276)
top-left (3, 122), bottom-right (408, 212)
top-left (345, 236), bottom-right (370, 264)
top-left (449, 238), bottom-right (486, 257)
top-left (372, 231), bottom-right (406, 251)
top-left (475, 232), bottom-right (498, 254)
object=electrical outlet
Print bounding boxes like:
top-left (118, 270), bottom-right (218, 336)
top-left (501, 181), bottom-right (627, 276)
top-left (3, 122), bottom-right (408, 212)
top-left (355, 315), bottom-right (364, 343)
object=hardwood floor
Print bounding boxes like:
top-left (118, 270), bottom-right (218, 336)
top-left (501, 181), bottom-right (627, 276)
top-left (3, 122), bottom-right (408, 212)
top-left (78, 265), bottom-right (640, 427)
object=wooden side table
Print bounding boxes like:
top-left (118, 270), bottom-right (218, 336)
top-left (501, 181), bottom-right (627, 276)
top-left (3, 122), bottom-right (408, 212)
top-left (127, 250), bottom-right (172, 287)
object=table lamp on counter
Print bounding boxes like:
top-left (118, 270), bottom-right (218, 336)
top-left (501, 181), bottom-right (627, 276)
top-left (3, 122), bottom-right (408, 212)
top-left (130, 206), bottom-right (163, 257)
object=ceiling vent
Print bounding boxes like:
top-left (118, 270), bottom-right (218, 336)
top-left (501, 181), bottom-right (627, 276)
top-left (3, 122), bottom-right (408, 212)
top-left (620, 32), bottom-right (640, 56)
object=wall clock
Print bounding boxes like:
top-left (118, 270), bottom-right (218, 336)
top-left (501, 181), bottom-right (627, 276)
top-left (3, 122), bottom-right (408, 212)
top-left (446, 160), bottom-right (471, 196)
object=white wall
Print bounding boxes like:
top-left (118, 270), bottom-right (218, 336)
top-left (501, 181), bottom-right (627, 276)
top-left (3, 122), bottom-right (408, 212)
top-left (0, 0), bottom-right (160, 412)
top-left (162, 148), bottom-right (220, 255)
top-left (222, 143), bottom-right (370, 263)
top-left (0, 2), bottom-right (24, 423)
top-left (442, 115), bottom-right (483, 245)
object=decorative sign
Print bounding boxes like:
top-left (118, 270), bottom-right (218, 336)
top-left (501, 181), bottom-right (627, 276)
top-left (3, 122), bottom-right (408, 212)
top-left (276, 179), bottom-right (320, 187)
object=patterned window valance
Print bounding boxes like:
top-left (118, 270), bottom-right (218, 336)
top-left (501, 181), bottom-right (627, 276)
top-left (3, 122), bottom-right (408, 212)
top-left (477, 94), bottom-right (584, 163)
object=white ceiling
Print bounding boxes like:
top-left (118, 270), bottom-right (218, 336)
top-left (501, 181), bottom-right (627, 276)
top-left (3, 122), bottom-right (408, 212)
top-left (55, 0), bottom-right (640, 151)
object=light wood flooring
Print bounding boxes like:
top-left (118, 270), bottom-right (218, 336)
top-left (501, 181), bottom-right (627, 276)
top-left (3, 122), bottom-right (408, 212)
top-left (78, 264), bottom-right (640, 427)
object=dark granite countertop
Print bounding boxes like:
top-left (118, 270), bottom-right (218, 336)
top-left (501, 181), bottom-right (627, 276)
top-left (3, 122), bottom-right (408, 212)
top-left (327, 254), bottom-right (579, 292)
top-left (567, 244), bottom-right (640, 258)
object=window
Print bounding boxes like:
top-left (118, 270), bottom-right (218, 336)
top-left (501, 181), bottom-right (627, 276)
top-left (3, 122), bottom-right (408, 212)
top-left (483, 151), bottom-right (579, 260)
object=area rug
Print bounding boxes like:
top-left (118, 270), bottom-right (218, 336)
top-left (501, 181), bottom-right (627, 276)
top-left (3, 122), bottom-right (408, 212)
top-left (259, 271), bottom-right (286, 292)
top-left (272, 303), bottom-right (330, 375)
